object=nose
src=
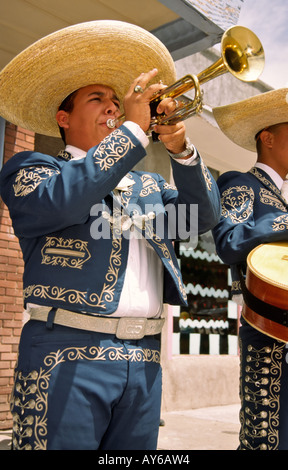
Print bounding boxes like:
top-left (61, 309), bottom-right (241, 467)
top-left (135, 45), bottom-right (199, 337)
top-left (104, 100), bottom-right (119, 115)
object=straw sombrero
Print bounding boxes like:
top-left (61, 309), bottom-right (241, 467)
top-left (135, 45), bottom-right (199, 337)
top-left (213, 88), bottom-right (288, 152)
top-left (0, 20), bottom-right (176, 137)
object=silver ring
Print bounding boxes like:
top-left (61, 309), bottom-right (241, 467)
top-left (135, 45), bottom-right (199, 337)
top-left (134, 85), bottom-right (144, 94)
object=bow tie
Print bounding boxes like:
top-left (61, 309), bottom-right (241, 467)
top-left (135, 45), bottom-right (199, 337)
top-left (281, 179), bottom-right (288, 203)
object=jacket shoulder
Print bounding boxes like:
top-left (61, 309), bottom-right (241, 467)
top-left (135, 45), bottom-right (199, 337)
top-left (0, 151), bottom-right (61, 197)
top-left (2, 151), bottom-right (58, 168)
top-left (0, 151), bottom-right (60, 177)
top-left (217, 170), bottom-right (254, 190)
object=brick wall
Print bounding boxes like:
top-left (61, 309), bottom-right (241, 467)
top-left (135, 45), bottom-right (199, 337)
top-left (0, 122), bottom-right (35, 429)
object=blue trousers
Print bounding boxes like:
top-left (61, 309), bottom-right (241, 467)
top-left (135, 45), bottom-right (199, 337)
top-left (11, 320), bottom-right (162, 450)
top-left (239, 318), bottom-right (288, 450)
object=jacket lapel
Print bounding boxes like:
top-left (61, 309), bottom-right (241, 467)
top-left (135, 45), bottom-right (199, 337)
top-left (249, 167), bottom-right (288, 208)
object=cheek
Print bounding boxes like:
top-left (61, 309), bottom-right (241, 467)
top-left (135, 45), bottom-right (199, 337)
top-left (277, 143), bottom-right (288, 167)
top-left (68, 113), bottom-right (86, 130)
top-left (279, 140), bottom-right (288, 154)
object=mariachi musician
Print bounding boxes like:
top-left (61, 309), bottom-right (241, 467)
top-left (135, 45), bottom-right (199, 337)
top-left (0, 21), bottom-right (220, 450)
top-left (212, 89), bottom-right (288, 450)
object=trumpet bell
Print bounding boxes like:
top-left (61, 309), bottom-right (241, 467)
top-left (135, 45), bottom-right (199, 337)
top-left (153, 26), bottom-right (265, 111)
top-left (221, 25), bottom-right (265, 82)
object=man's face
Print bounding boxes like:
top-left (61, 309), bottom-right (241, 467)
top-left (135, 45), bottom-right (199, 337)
top-left (269, 123), bottom-right (288, 175)
top-left (258, 122), bottom-right (288, 178)
top-left (57, 84), bottom-right (121, 151)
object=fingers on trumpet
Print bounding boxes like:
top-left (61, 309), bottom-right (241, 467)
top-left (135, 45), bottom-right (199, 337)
top-left (156, 97), bottom-right (181, 116)
top-left (156, 121), bottom-right (187, 151)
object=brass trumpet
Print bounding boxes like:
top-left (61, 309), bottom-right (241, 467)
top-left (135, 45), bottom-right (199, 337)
top-left (107, 25), bottom-right (265, 130)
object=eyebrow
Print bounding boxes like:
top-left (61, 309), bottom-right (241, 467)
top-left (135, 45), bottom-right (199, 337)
top-left (88, 91), bottom-right (120, 103)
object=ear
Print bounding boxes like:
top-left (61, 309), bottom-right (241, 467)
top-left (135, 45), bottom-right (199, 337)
top-left (56, 110), bottom-right (69, 129)
top-left (260, 129), bottom-right (274, 149)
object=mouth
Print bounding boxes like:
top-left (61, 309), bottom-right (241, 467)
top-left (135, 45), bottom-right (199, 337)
top-left (100, 118), bottom-right (116, 127)
top-left (98, 121), bottom-right (111, 129)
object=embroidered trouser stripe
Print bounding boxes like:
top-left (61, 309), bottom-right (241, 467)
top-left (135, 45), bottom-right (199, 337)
top-left (239, 318), bottom-right (288, 450)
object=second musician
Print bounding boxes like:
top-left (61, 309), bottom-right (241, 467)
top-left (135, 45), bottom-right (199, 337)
top-left (213, 89), bottom-right (288, 450)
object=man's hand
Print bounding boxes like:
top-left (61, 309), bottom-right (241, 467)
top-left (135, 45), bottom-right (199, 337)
top-left (123, 69), bottom-right (191, 158)
top-left (154, 98), bottom-right (188, 156)
top-left (123, 69), bottom-right (165, 132)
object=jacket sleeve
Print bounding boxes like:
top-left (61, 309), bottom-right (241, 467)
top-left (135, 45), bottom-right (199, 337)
top-left (167, 155), bottom-right (221, 236)
top-left (0, 126), bottom-right (146, 238)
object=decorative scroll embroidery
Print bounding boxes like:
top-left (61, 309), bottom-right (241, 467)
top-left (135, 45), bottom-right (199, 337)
top-left (11, 345), bottom-right (161, 450)
top-left (259, 188), bottom-right (287, 212)
top-left (169, 260), bottom-right (187, 301)
top-left (250, 167), bottom-right (281, 196)
top-left (221, 186), bottom-right (254, 224)
top-left (272, 214), bottom-right (288, 232)
top-left (232, 280), bottom-right (241, 292)
top-left (163, 182), bottom-right (177, 191)
top-left (139, 174), bottom-right (161, 197)
top-left (200, 160), bottom-right (212, 191)
top-left (239, 342), bottom-right (284, 450)
top-left (93, 129), bottom-right (136, 171)
top-left (57, 150), bottom-right (73, 161)
top-left (24, 237), bottom-right (121, 310)
top-left (13, 167), bottom-right (60, 197)
top-left (144, 218), bottom-right (187, 301)
top-left (41, 237), bottom-right (91, 269)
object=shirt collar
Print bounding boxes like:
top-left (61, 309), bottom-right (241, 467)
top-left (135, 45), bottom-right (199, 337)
top-left (65, 145), bottom-right (87, 160)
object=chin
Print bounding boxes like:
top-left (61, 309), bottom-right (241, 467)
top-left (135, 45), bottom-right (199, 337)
top-left (103, 127), bottom-right (115, 138)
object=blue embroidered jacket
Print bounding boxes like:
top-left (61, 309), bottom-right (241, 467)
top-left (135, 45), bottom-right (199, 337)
top-left (213, 167), bottom-right (288, 295)
top-left (0, 125), bottom-right (220, 315)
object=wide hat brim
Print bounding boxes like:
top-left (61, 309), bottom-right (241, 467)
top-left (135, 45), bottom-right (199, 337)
top-left (213, 88), bottom-right (288, 152)
top-left (0, 20), bottom-right (176, 137)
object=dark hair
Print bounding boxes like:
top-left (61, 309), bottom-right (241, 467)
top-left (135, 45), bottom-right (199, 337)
top-left (255, 128), bottom-right (266, 156)
top-left (58, 89), bottom-right (79, 144)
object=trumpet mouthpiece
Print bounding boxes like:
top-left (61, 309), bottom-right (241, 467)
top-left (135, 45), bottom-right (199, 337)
top-left (107, 118), bottom-right (117, 129)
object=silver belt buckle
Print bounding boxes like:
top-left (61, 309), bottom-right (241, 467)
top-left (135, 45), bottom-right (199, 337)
top-left (116, 317), bottom-right (147, 340)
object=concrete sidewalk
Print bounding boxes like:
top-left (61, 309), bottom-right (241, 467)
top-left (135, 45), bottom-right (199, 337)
top-left (158, 404), bottom-right (240, 450)
top-left (0, 404), bottom-right (240, 450)
top-left (0, 430), bottom-right (11, 450)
